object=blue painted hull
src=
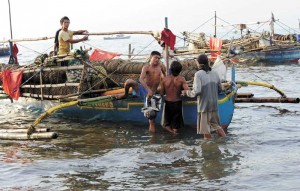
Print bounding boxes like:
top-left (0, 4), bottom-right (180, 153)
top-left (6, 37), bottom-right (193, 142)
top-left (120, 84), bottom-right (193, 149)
top-left (60, 92), bottom-right (235, 129)
top-left (244, 47), bottom-right (300, 63)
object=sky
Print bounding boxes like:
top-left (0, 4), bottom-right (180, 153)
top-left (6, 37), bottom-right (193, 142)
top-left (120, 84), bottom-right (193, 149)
top-left (1, 0), bottom-right (300, 40)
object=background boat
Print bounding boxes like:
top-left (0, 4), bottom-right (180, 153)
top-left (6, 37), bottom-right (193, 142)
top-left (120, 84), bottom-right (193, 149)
top-left (0, 43), bottom-right (10, 57)
top-left (242, 45), bottom-right (300, 63)
top-left (104, 34), bottom-right (131, 40)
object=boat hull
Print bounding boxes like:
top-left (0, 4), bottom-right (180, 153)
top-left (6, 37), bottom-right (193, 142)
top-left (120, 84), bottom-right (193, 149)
top-left (60, 93), bottom-right (235, 129)
top-left (0, 47), bottom-right (10, 57)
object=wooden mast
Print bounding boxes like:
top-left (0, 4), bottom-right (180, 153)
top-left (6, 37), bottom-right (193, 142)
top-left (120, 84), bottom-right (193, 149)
top-left (164, 17), bottom-right (170, 74)
top-left (7, 0), bottom-right (13, 58)
top-left (214, 11), bottom-right (217, 37)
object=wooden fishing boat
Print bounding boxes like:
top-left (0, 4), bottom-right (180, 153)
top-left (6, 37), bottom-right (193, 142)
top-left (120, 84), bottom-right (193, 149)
top-left (0, 52), bottom-right (237, 130)
top-left (238, 43), bottom-right (300, 63)
top-left (179, 13), bottom-right (300, 63)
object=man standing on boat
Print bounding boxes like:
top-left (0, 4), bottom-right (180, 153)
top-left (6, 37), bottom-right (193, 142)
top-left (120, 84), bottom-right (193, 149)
top-left (58, 16), bottom-right (89, 57)
top-left (139, 51), bottom-right (166, 133)
top-left (182, 54), bottom-right (226, 139)
top-left (116, 51), bottom-right (166, 133)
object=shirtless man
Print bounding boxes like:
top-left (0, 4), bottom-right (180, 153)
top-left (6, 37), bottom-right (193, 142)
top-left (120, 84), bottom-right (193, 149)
top-left (116, 51), bottom-right (165, 132)
top-left (160, 61), bottom-right (189, 134)
top-left (139, 51), bottom-right (166, 133)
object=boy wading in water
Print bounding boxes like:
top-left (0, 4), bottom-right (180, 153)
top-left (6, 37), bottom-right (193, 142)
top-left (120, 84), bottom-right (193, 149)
top-left (160, 61), bottom-right (189, 134)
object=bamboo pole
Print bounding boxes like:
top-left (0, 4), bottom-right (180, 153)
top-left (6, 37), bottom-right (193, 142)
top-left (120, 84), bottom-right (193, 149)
top-left (0, 36), bottom-right (54, 43)
top-left (164, 17), bottom-right (170, 75)
top-left (237, 93), bottom-right (254, 98)
top-left (0, 128), bottom-right (50, 133)
top-left (0, 31), bottom-right (155, 43)
top-left (21, 83), bottom-right (80, 88)
top-left (0, 132), bottom-right (58, 140)
top-left (57, 87), bottom-right (120, 99)
top-left (39, 69), bottom-right (44, 101)
top-left (82, 31), bottom-right (154, 36)
top-left (128, 44), bottom-right (132, 59)
top-left (28, 100), bottom-right (78, 135)
top-left (77, 63), bottom-right (87, 94)
top-left (235, 97), bottom-right (299, 103)
top-left (21, 93), bottom-right (60, 99)
top-left (22, 65), bottom-right (84, 74)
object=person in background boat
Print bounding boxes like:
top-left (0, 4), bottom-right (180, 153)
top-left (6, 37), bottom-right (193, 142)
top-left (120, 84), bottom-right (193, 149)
top-left (116, 51), bottom-right (166, 133)
top-left (58, 16), bottom-right (89, 57)
top-left (181, 54), bottom-right (226, 139)
top-left (160, 61), bottom-right (189, 134)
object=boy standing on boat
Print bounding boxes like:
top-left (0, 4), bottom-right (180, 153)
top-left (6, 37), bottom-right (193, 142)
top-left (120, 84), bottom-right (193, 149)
top-left (182, 54), bottom-right (226, 139)
top-left (58, 16), bottom-right (89, 56)
top-left (160, 61), bottom-right (189, 134)
top-left (139, 51), bottom-right (166, 133)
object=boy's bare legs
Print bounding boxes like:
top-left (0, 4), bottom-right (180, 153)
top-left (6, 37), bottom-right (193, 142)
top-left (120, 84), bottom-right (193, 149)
top-left (149, 119), bottom-right (156, 133)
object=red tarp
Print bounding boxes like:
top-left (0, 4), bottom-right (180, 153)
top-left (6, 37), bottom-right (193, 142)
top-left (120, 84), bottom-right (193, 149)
top-left (161, 28), bottom-right (176, 50)
top-left (0, 70), bottom-right (23, 100)
top-left (209, 37), bottom-right (223, 61)
top-left (89, 49), bottom-right (121, 61)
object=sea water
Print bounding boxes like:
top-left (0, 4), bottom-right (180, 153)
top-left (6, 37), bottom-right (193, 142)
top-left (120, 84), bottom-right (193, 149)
top-left (0, 37), bottom-right (300, 190)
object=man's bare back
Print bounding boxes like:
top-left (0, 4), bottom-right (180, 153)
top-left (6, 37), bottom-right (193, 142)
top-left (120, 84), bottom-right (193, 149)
top-left (162, 75), bottom-right (188, 101)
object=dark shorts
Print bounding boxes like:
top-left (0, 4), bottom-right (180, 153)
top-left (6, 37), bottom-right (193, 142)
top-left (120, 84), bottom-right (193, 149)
top-left (164, 100), bottom-right (184, 129)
